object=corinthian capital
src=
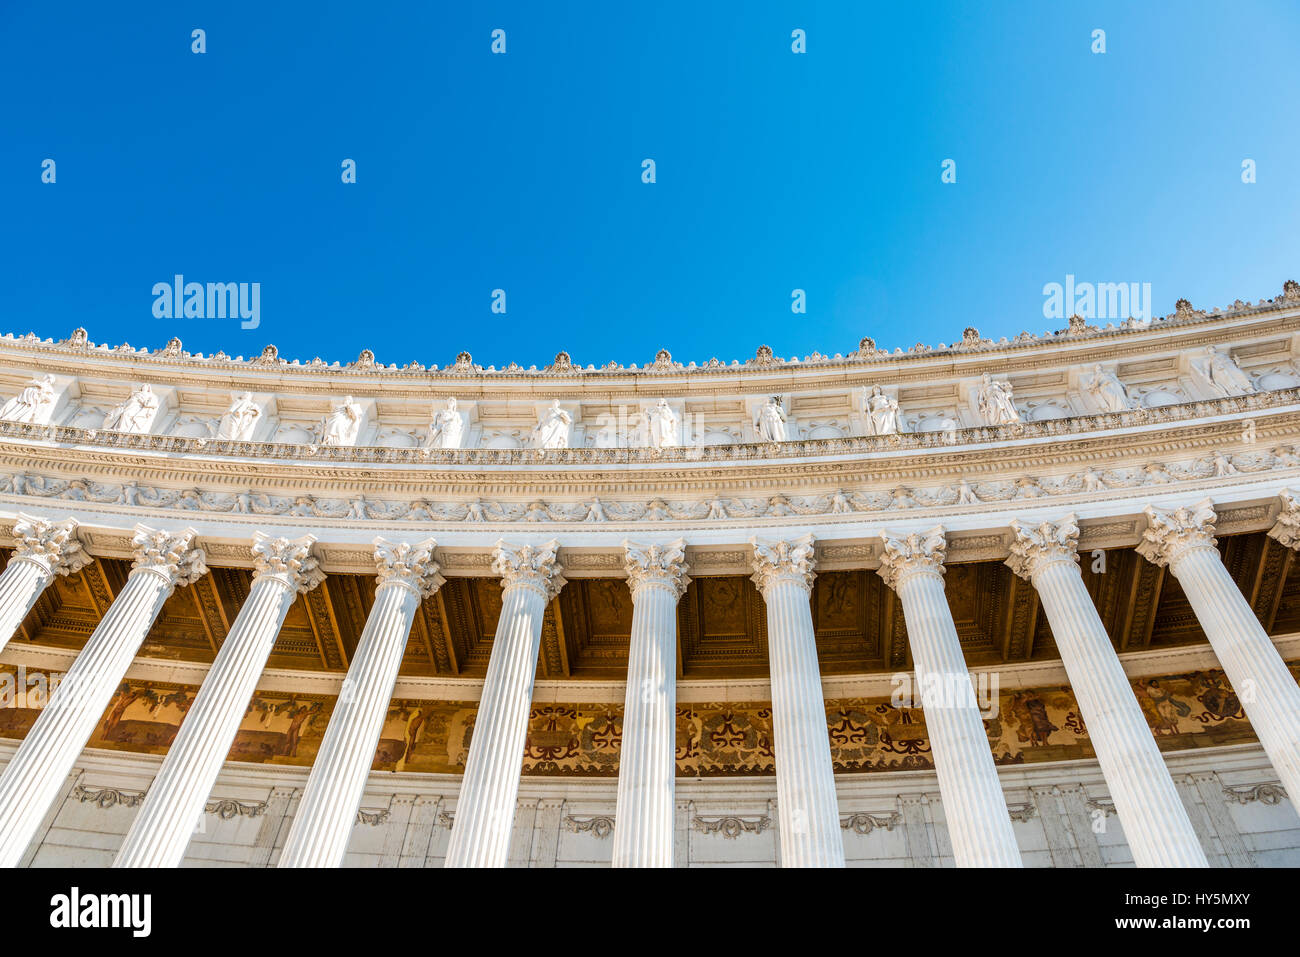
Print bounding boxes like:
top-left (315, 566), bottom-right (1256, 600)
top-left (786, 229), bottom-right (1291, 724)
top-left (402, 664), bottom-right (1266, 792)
top-left (1005, 514), bottom-right (1080, 581)
top-left (624, 539), bottom-right (690, 599)
top-left (374, 537), bottom-right (444, 598)
top-left (1136, 499), bottom-right (1217, 568)
top-left (749, 534), bottom-right (816, 595)
top-left (251, 532), bottom-right (325, 594)
top-left (10, 514), bottom-right (92, 579)
top-left (1268, 489), bottom-right (1300, 550)
top-left (493, 540), bottom-right (565, 600)
top-left (877, 526), bottom-right (947, 590)
top-left (130, 525), bottom-right (208, 587)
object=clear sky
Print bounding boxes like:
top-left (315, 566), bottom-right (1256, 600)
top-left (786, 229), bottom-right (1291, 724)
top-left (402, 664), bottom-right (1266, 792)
top-left (3, 1), bottom-right (1298, 369)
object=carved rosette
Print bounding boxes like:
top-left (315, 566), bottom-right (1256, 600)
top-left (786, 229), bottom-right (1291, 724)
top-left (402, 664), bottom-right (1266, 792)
top-left (9, 514), bottom-right (92, 579)
top-left (1267, 489), bottom-right (1300, 550)
top-left (250, 531), bottom-right (325, 594)
top-left (876, 526), bottom-right (947, 590)
top-left (129, 524), bottom-right (208, 588)
top-left (1005, 514), bottom-right (1081, 581)
top-left (1135, 500), bottom-right (1218, 568)
top-left (373, 537), bottom-right (444, 598)
top-left (492, 539), bottom-right (565, 601)
top-left (749, 534), bottom-right (816, 595)
top-left (623, 539), bottom-right (690, 599)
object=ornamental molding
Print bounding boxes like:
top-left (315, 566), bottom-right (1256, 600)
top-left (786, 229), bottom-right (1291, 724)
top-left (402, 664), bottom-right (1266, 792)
top-left (839, 810), bottom-right (902, 834)
top-left (4, 287), bottom-right (1297, 389)
top-left (561, 814), bottom-right (615, 838)
top-left (691, 812), bottom-right (771, 839)
top-left (1222, 782), bottom-right (1287, 805)
top-left (205, 797), bottom-right (268, 819)
top-left (71, 783), bottom-right (145, 809)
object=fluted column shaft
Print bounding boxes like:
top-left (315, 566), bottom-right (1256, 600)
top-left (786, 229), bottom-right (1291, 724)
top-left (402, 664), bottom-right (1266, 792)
top-left (880, 527), bottom-right (1021, 867)
top-left (115, 534), bottom-right (323, 867)
top-left (1140, 500), bottom-right (1300, 819)
top-left (0, 515), bottom-right (90, 654)
top-left (279, 538), bottom-right (440, 868)
top-left (612, 541), bottom-right (688, 867)
top-left (1165, 546), bottom-right (1300, 811)
top-left (752, 535), bottom-right (844, 867)
top-left (1010, 518), bottom-right (1206, 867)
top-left (0, 525), bottom-right (205, 866)
top-left (446, 540), bottom-right (564, 867)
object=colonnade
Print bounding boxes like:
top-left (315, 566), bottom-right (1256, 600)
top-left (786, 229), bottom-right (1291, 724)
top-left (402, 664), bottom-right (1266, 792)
top-left (0, 492), bottom-right (1297, 867)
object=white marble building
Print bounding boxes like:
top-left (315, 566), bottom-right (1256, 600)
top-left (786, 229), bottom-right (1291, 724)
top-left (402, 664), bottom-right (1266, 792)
top-left (1, 285), bottom-right (1299, 867)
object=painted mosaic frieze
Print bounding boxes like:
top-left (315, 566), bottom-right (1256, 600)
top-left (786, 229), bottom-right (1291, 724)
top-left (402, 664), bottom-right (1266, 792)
top-left (0, 661), bottom-right (1293, 776)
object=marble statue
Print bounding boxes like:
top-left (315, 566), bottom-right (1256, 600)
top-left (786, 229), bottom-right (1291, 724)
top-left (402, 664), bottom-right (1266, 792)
top-left (102, 383), bottom-right (160, 434)
top-left (425, 398), bottom-right (464, 450)
top-left (320, 396), bottom-right (363, 446)
top-left (1085, 365), bottom-right (1134, 413)
top-left (532, 400), bottom-right (572, 450)
top-left (645, 398), bottom-right (678, 448)
top-left (754, 396), bottom-right (788, 442)
top-left (1199, 345), bottom-right (1255, 396)
top-left (0, 375), bottom-right (57, 425)
top-left (217, 392), bottom-right (262, 441)
top-left (863, 386), bottom-right (902, 436)
top-left (975, 374), bottom-right (1020, 425)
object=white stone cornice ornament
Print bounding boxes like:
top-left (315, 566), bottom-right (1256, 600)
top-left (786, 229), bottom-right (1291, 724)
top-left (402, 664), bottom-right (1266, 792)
top-left (877, 526), bottom-right (947, 590)
top-left (250, 531), bottom-right (324, 594)
top-left (623, 539), bottom-right (690, 598)
top-left (645, 398), bottom-right (678, 448)
top-left (320, 395), bottom-right (363, 446)
top-left (217, 392), bottom-right (261, 441)
top-left (129, 525), bottom-right (207, 588)
top-left (531, 400), bottom-right (572, 450)
top-left (9, 514), bottom-right (91, 579)
top-left (102, 383), bottom-right (160, 434)
top-left (492, 539), bottom-right (565, 600)
top-left (1005, 514), bottom-right (1081, 581)
top-left (1136, 499), bottom-right (1218, 568)
top-left (373, 537), bottom-right (443, 597)
top-left (1197, 345), bottom-right (1255, 397)
top-left (754, 396), bottom-right (788, 442)
top-left (425, 398), bottom-right (464, 450)
top-left (749, 534), bottom-right (816, 595)
top-left (1268, 489), bottom-right (1300, 549)
top-left (1084, 364), bottom-right (1134, 413)
top-left (862, 385), bottom-right (902, 436)
top-left (976, 373), bottom-right (1020, 425)
top-left (0, 375), bottom-right (57, 425)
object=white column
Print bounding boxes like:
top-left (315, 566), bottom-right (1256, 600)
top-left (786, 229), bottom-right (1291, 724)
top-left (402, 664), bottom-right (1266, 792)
top-left (751, 534), bottom-right (845, 867)
top-left (1007, 515), bottom-right (1207, 867)
top-left (878, 526), bottom-right (1022, 868)
top-left (278, 538), bottom-right (442, 868)
top-left (612, 539), bottom-right (689, 868)
top-left (0, 525), bottom-right (206, 867)
top-left (0, 514), bottom-right (92, 653)
top-left (445, 540), bottom-right (565, 868)
top-left (1140, 497), bottom-right (1300, 817)
top-left (114, 532), bottom-right (324, 868)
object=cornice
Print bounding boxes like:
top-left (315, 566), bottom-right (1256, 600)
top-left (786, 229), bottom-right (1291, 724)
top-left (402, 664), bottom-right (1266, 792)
top-left (1, 286), bottom-right (1297, 394)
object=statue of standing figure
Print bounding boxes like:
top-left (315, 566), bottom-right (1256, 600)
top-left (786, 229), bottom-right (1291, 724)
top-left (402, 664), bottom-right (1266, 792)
top-left (102, 383), bottom-right (161, 434)
top-left (217, 392), bottom-right (262, 440)
top-left (975, 374), bottom-right (1020, 425)
top-left (532, 400), bottom-right (573, 449)
top-left (862, 386), bottom-right (902, 435)
top-left (645, 398), bottom-right (678, 448)
top-left (1198, 345), bottom-right (1255, 397)
top-left (320, 395), bottom-right (363, 446)
top-left (1084, 365), bottom-right (1134, 413)
top-left (425, 398), bottom-right (465, 450)
top-left (754, 396), bottom-right (788, 442)
top-left (0, 375), bottom-right (57, 425)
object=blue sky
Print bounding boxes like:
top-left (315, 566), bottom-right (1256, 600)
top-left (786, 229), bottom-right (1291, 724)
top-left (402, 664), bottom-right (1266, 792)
top-left (3, 1), bottom-right (1298, 368)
